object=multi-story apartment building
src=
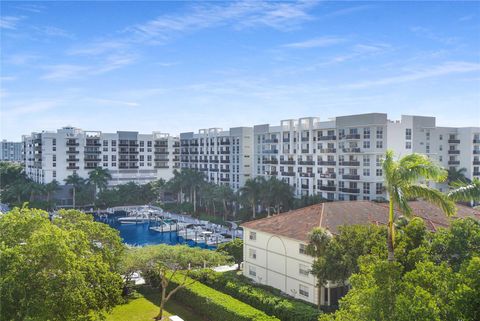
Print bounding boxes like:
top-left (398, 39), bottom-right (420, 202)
top-left (0, 140), bottom-right (23, 162)
top-left (23, 127), bottom-right (180, 185)
top-left (254, 113), bottom-right (480, 200)
top-left (179, 127), bottom-right (253, 191)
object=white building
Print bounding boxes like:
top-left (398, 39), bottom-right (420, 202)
top-left (0, 140), bottom-right (23, 163)
top-left (254, 114), bottom-right (480, 200)
top-left (23, 127), bottom-right (179, 185)
top-left (241, 200), bottom-right (480, 306)
top-left (179, 127), bottom-right (253, 191)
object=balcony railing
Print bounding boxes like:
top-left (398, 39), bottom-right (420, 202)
top-left (66, 158), bottom-right (79, 162)
top-left (473, 139), bottom-right (480, 144)
top-left (85, 158), bottom-right (101, 162)
top-left (319, 148), bottom-right (336, 153)
top-left (154, 158), bottom-right (169, 162)
top-left (301, 149), bottom-right (310, 153)
top-left (318, 135), bottom-right (336, 141)
top-left (346, 134), bottom-right (361, 140)
top-left (266, 171), bottom-right (278, 175)
top-left (220, 168), bottom-right (230, 172)
top-left (301, 137), bottom-right (309, 142)
top-left (300, 172), bottom-right (315, 177)
top-left (66, 166), bottom-right (79, 170)
top-left (342, 174), bottom-right (360, 180)
top-left (283, 138), bottom-right (290, 142)
top-left (342, 148), bottom-right (361, 153)
top-left (264, 138), bottom-right (278, 143)
top-left (318, 161), bottom-right (336, 166)
top-left (263, 159), bottom-right (278, 164)
top-left (280, 160), bottom-right (295, 165)
top-left (473, 160), bottom-right (480, 165)
top-left (448, 139), bottom-right (460, 144)
top-left (339, 161), bottom-right (360, 166)
top-left (448, 161), bottom-right (460, 165)
top-left (220, 177), bottom-right (230, 182)
top-left (473, 150), bottom-right (480, 155)
top-left (473, 171), bottom-right (480, 176)
top-left (220, 150), bottom-right (230, 154)
top-left (448, 150), bottom-right (460, 155)
top-left (339, 187), bottom-right (360, 193)
top-left (301, 184), bottom-right (309, 189)
top-left (298, 160), bottom-right (315, 165)
top-left (281, 172), bottom-right (296, 176)
top-left (319, 185), bottom-right (336, 191)
top-left (263, 149), bottom-right (278, 154)
top-left (154, 165), bottom-right (169, 169)
top-left (319, 173), bottom-right (336, 179)
top-left (66, 142), bottom-right (79, 146)
top-left (66, 150), bottom-right (79, 154)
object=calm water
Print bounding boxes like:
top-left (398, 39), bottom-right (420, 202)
top-left (96, 214), bottom-right (214, 249)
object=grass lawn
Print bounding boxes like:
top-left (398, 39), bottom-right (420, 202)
top-left (106, 286), bottom-right (207, 321)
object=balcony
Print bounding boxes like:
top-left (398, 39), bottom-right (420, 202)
top-left (282, 138), bottom-right (290, 142)
top-left (173, 143), bottom-right (180, 148)
top-left (263, 159), bottom-right (278, 164)
top-left (154, 165), bottom-right (169, 169)
top-left (319, 185), bottom-right (336, 191)
top-left (220, 168), bottom-right (230, 172)
top-left (199, 168), bottom-right (208, 172)
top-left (66, 166), bottom-right (79, 170)
top-left (342, 148), bottom-right (361, 153)
top-left (190, 142), bottom-right (199, 147)
top-left (301, 137), bottom-right (309, 142)
top-left (266, 171), bottom-right (278, 175)
top-left (301, 184), bottom-right (309, 189)
top-left (219, 150), bottom-right (229, 154)
top-left (317, 160), bottom-right (336, 166)
top-left (448, 150), bottom-right (460, 155)
top-left (66, 141), bottom-right (79, 146)
top-left (473, 171), bottom-right (480, 176)
top-left (318, 135), bottom-right (336, 141)
top-left (448, 161), bottom-right (460, 165)
top-left (319, 173), bottom-right (336, 179)
top-left (474, 150), bottom-right (480, 155)
top-left (473, 139), bottom-right (480, 144)
top-left (86, 142), bottom-right (101, 147)
top-left (154, 158), bottom-right (169, 162)
top-left (339, 161), bottom-right (360, 166)
top-left (342, 174), bottom-right (360, 180)
top-left (209, 168), bottom-right (219, 172)
top-left (264, 138), bottom-right (278, 143)
top-left (339, 187), bottom-right (360, 193)
top-left (220, 140), bottom-right (230, 145)
top-left (154, 150), bottom-right (169, 155)
top-left (300, 172), bottom-right (315, 177)
top-left (448, 139), bottom-right (460, 144)
top-left (346, 134), bottom-right (361, 140)
top-left (473, 160), bottom-right (480, 165)
top-left (319, 148), bottom-right (336, 153)
top-left (154, 142), bottom-right (168, 148)
top-left (301, 149), bottom-right (310, 153)
top-left (220, 159), bottom-right (230, 163)
top-left (66, 150), bottom-right (79, 154)
top-left (85, 157), bottom-right (101, 162)
top-left (280, 160), bottom-right (295, 165)
top-left (84, 165), bottom-right (99, 169)
top-left (281, 172), bottom-right (296, 177)
top-left (298, 160), bottom-right (315, 165)
top-left (66, 158), bottom-right (79, 162)
top-left (220, 177), bottom-right (230, 182)
top-left (84, 150), bottom-right (101, 154)
top-left (263, 149), bottom-right (278, 154)
top-left (210, 159), bottom-right (219, 163)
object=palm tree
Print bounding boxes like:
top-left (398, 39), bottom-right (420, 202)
top-left (446, 167), bottom-right (470, 185)
top-left (88, 168), bottom-right (112, 201)
top-left (64, 173), bottom-right (86, 208)
top-left (26, 181), bottom-right (44, 202)
top-left (447, 178), bottom-right (480, 202)
top-left (149, 178), bottom-right (166, 202)
top-left (271, 177), bottom-right (294, 214)
top-left (184, 169), bottom-right (205, 214)
top-left (214, 184), bottom-right (235, 220)
top-left (239, 178), bottom-right (261, 219)
top-left (44, 180), bottom-right (60, 202)
top-left (382, 150), bottom-right (455, 261)
top-left (307, 227), bottom-right (332, 309)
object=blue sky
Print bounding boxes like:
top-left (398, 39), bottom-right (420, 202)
top-left (1, 1), bottom-right (479, 140)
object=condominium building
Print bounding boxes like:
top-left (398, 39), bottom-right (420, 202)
top-left (23, 127), bottom-right (179, 185)
top-left (242, 200), bottom-right (480, 306)
top-left (254, 114), bottom-right (480, 200)
top-left (179, 127), bottom-right (253, 190)
top-left (0, 140), bottom-right (23, 163)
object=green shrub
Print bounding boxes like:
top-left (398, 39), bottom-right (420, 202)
top-left (170, 274), bottom-right (279, 321)
top-left (190, 270), bottom-right (321, 321)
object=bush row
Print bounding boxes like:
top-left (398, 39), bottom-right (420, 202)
top-left (170, 274), bottom-right (280, 321)
top-left (189, 270), bottom-right (321, 321)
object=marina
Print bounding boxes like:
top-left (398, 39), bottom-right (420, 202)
top-left (95, 205), bottom-right (242, 248)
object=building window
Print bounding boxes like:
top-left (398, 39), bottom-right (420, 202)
top-left (299, 284), bottom-right (309, 297)
top-left (249, 266), bottom-right (256, 277)
top-left (363, 141), bottom-right (370, 149)
top-left (405, 128), bottom-right (412, 140)
top-left (299, 243), bottom-right (307, 255)
top-left (103, 140), bottom-right (108, 146)
top-left (147, 141), bottom-right (152, 147)
top-left (406, 142), bottom-right (411, 149)
top-left (299, 264), bottom-right (309, 276)
top-left (103, 163), bottom-right (108, 167)
top-left (363, 182), bottom-right (370, 194)
top-left (376, 127), bottom-right (383, 139)
top-left (103, 155), bottom-right (108, 161)
top-left (376, 183), bottom-right (383, 194)
top-left (140, 141), bottom-right (144, 147)
top-left (112, 155), bottom-right (116, 161)
top-left (376, 140), bottom-right (383, 149)
top-left (363, 155), bottom-right (370, 166)
top-left (248, 248), bottom-right (257, 259)
top-left (376, 169), bottom-right (383, 176)
top-left (111, 140), bottom-right (116, 147)
top-left (53, 171), bottom-right (56, 178)
top-left (249, 231), bottom-right (257, 241)
top-left (363, 128), bottom-right (370, 139)
top-left (376, 155), bottom-right (382, 167)
top-left (363, 168), bottom-right (370, 176)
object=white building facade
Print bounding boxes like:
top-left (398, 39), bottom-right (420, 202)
top-left (0, 140), bottom-right (23, 162)
top-left (23, 127), bottom-right (179, 185)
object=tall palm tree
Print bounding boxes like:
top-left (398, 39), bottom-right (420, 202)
top-left (64, 173), bottom-right (86, 209)
top-left (26, 181), bottom-right (44, 202)
top-left (214, 184), bottom-right (234, 220)
top-left (185, 169), bottom-right (205, 214)
top-left (446, 167), bottom-right (470, 185)
top-left (44, 180), bottom-right (60, 202)
top-left (88, 168), bottom-right (112, 201)
top-left (382, 150), bottom-right (455, 261)
top-left (447, 178), bottom-right (480, 202)
top-left (149, 178), bottom-right (166, 202)
top-left (239, 178), bottom-right (261, 219)
top-left (271, 177), bottom-right (294, 214)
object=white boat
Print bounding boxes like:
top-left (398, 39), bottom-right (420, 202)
top-left (149, 222), bottom-right (187, 233)
top-left (117, 216), bottom-right (148, 224)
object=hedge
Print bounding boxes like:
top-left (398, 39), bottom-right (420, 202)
top-left (189, 270), bottom-right (321, 321)
top-left (170, 274), bottom-right (279, 321)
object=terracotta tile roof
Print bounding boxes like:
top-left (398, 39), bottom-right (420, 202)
top-left (241, 200), bottom-right (480, 242)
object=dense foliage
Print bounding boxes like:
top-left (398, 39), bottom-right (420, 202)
top-left (0, 207), bottom-right (124, 321)
top-left (318, 218), bottom-right (480, 321)
top-left (169, 273), bottom-right (280, 321)
top-left (189, 269), bottom-right (321, 321)
top-left (216, 238), bottom-right (244, 269)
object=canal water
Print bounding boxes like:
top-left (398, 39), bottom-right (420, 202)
top-left (97, 214), bottom-right (215, 249)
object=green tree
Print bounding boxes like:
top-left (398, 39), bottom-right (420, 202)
top-left (382, 150), bottom-right (455, 261)
top-left (0, 207), bottom-right (124, 321)
top-left (239, 178), bottom-right (262, 219)
top-left (64, 173), bottom-right (86, 208)
top-left (121, 244), bottom-right (231, 320)
top-left (88, 167), bottom-right (112, 201)
top-left (44, 180), bottom-right (60, 202)
top-left (214, 184), bottom-right (235, 220)
top-left (446, 167), bottom-right (470, 185)
top-left (447, 178), bottom-right (480, 202)
top-left (216, 238), bottom-right (243, 270)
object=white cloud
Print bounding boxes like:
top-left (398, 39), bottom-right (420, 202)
top-left (33, 26), bottom-right (74, 38)
top-left (283, 36), bottom-right (346, 48)
top-left (342, 61), bottom-right (480, 89)
top-left (0, 16), bottom-right (24, 30)
top-left (41, 64), bottom-right (90, 80)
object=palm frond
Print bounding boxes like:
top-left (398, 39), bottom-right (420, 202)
top-left (398, 153), bottom-right (447, 183)
top-left (447, 178), bottom-right (480, 202)
top-left (405, 184), bottom-right (456, 216)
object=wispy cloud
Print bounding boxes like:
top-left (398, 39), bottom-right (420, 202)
top-left (41, 64), bottom-right (90, 80)
top-left (0, 16), bottom-right (24, 30)
top-left (410, 26), bottom-right (458, 45)
top-left (342, 61), bottom-right (480, 89)
top-left (87, 98), bottom-right (139, 107)
top-left (33, 26), bottom-right (74, 38)
top-left (12, 4), bottom-right (45, 13)
top-left (283, 36), bottom-right (346, 48)
top-left (321, 5), bottom-right (372, 19)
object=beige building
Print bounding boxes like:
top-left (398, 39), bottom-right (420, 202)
top-left (241, 200), bottom-right (480, 306)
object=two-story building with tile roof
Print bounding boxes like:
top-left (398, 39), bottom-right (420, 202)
top-left (241, 200), bottom-right (480, 306)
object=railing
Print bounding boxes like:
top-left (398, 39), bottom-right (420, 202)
top-left (473, 150), bottom-right (480, 154)
top-left (301, 149), bottom-right (310, 153)
top-left (281, 172), bottom-right (295, 176)
top-left (263, 159), bottom-right (278, 164)
top-left (301, 184), bottom-right (309, 189)
top-left (448, 139), bottom-right (460, 144)
top-left (319, 173), bottom-right (336, 179)
top-left (318, 161), bottom-right (336, 166)
top-left (448, 150), bottom-right (460, 155)
top-left (66, 158), bottom-right (79, 162)
top-left (342, 174), bottom-right (360, 180)
top-left (300, 172), bottom-right (315, 177)
top-left (66, 150), bottom-right (79, 154)
top-left (264, 139), bottom-right (278, 143)
top-left (280, 160), bottom-right (295, 165)
top-left (319, 185), bottom-right (336, 191)
top-left (342, 148), bottom-right (361, 153)
top-left (318, 135), bottom-right (336, 141)
top-left (473, 139), bottom-right (480, 144)
top-left (473, 160), bottom-right (480, 165)
top-left (346, 134), bottom-right (361, 139)
top-left (339, 161), bottom-right (360, 166)
top-left (448, 161), bottom-right (460, 165)
top-left (298, 160), bottom-right (315, 165)
top-left (319, 148), bottom-right (336, 153)
top-left (339, 187), bottom-right (360, 193)
top-left (66, 142), bottom-right (79, 146)
top-left (67, 166), bottom-right (79, 170)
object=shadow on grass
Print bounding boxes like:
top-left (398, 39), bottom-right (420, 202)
top-left (137, 285), bottom-right (209, 321)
